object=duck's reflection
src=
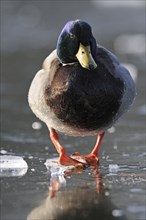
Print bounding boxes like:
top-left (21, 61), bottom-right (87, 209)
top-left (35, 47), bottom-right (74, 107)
top-left (27, 165), bottom-right (126, 220)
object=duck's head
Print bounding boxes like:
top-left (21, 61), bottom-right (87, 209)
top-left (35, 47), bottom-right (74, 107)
top-left (57, 20), bottom-right (97, 70)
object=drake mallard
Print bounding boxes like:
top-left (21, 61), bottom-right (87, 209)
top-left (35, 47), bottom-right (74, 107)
top-left (28, 20), bottom-right (136, 166)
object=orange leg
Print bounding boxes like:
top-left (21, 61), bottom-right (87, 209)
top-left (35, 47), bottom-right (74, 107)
top-left (84, 132), bottom-right (105, 165)
top-left (50, 128), bottom-right (85, 167)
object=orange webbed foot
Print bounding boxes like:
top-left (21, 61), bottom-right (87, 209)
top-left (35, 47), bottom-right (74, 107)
top-left (84, 153), bottom-right (99, 166)
top-left (72, 152), bottom-right (99, 166)
top-left (59, 152), bottom-right (86, 168)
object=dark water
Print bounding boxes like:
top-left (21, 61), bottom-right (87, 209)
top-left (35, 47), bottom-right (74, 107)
top-left (1, 1), bottom-right (145, 220)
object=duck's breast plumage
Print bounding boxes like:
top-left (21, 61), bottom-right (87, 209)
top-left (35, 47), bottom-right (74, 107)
top-left (28, 46), bottom-right (136, 136)
top-left (44, 58), bottom-right (125, 132)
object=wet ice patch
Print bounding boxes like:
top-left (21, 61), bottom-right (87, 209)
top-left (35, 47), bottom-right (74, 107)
top-left (0, 155), bottom-right (28, 177)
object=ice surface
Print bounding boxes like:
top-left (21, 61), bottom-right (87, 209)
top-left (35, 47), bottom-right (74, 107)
top-left (0, 155), bottom-right (28, 177)
top-left (44, 157), bottom-right (77, 186)
top-left (32, 121), bottom-right (42, 130)
top-left (130, 188), bottom-right (143, 193)
top-left (45, 157), bottom-right (74, 177)
top-left (136, 105), bottom-right (146, 115)
top-left (109, 164), bottom-right (120, 173)
top-left (107, 126), bottom-right (116, 134)
top-left (45, 158), bottom-right (75, 187)
top-left (127, 205), bottom-right (146, 213)
top-left (0, 150), bottom-right (8, 154)
top-left (112, 209), bottom-right (124, 217)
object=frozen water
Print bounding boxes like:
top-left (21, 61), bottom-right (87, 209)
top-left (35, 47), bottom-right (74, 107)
top-left (127, 205), bottom-right (146, 213)
top-left (45, 158), bottom-right (74, 177)
top-left (107, 126), bottom-right (116, 134)
top-left (109, 164), bottom-right (120, 173)
top-left (0, 155), bottom-right (28, 177)
top-left (105, 191), bottom-right (110, 196)
top-left (32, 121), bottom-right (42, 130)
top-left (45, 158), bottom-right (75, 187)
top-left (0, 150), bottom-right (8, 154)
top-left (1, 3), bottom-right (145, 220)
top-left (112, 209), bottom-right (124, 217)
top-left (30, 168), bottom-right (35, 172)
top-left (130, 188), bottom-right (143, 193)
top-left (0, 155), bottom-right (28, 169)
top-left (136, 105), bottom-right (146, 115)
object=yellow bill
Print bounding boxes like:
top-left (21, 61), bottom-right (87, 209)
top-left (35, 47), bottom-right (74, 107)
top-left (76, 43), bottom-right (97, 70)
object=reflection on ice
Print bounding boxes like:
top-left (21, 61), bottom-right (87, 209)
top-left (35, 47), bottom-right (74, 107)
top-left (28, 163), bottom-right (126, 220)
top-left (0, 155), bottom-right (28, 177)
top-left (27, 188), bottom-right (126, 220)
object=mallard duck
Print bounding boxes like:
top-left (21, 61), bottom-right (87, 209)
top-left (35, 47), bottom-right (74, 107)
top-left (28, 20), bottom-right (136, 167)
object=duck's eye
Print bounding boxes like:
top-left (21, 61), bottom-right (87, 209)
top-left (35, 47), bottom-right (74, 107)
top-left (81, 51), bottom-right (85, 54)
top-left (70, 33), bottom-right (75, 38)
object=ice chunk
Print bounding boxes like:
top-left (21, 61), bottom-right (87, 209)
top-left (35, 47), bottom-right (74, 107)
top-left (112, 209), bottom-right (124, 217)
top-left (45, 158), bottom-right (74, 187)
top-left (0, 155), bottom-right (28, 177)
top-left (109, 164), bottom-right (119, 173)
top-left (107, 126), bottom-right (116, 134)
top-left (32, 121), bottom-right (42, 130)
top-left (0, 150), bottom-right (8, 154)
top-left (45, 158), bottom-right (74, 176)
